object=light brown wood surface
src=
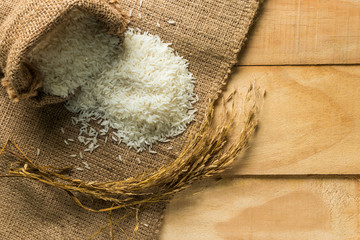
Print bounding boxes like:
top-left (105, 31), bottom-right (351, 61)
top-left (161, 177), bottom-right (360, 240)
top-left (238, 0), bottom-right (360, 65)
top-left (161, 0), bottom-right (360, 239)
top-left (222, 65), bottom-right (360, 175)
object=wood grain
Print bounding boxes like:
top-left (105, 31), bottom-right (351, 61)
top-left (238, 0), bottom-right (360, 65)
top-left (160, 177), bottom-right (360, 240)
top-left (215, 65), bottom-right (360, 175)
top-left (160, 1), bottom-right (360, 238)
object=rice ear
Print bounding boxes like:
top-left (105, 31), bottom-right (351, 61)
top-left (0, 83), bottom-right (264, 212)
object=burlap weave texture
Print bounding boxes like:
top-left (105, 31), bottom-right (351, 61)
top-left (0, 0), bottom-right (128, 102)
top-left (0, 0), bottom-right (261, 239)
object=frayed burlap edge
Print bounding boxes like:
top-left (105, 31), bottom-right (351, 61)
top-left (153, 1), bottom-right (264, 238)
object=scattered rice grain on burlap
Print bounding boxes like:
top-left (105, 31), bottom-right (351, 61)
top-left (0, 0), bottom-right (262, 239)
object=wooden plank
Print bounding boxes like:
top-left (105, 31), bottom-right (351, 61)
top-left (160, 177), bottom-right (360, 240)
top-left (238, 0), bottom-right (360, 65)
top-left (215, 65), bottom-right (360, 175)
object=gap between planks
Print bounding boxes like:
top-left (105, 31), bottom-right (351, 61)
top-left (235, 63), bottom-right (360, 67)
top-left (219, 174), bottom-right (360, 179)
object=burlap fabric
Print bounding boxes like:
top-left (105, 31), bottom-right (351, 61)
top-left (0, 0), bottom-right (262, 239)
top-left (0, 0), bottom-right (128, 102)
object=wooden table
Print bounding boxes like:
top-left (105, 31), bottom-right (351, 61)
top-left (160, 0), bottom-right (360, 239)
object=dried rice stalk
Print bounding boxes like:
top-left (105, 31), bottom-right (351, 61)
top-left (0, 84), bottom-right (263, 213)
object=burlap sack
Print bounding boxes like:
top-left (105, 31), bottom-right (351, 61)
top-left (0, 0), bottom-right (128, 102)
top-left (0, 0), bottom-right (262, 239)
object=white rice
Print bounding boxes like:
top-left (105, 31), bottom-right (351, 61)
top-left (28, 10), bottom-right (121, 97)
top-left (167, 20), bottom-right (176, 25)
top-left (82, 161), bottom-right (90, 170)
top-left (27, 10), bottom-right (197, 154)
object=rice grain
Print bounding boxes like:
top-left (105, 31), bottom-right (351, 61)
top-left (167, 20), bottom-right (176, 25)
top-left (28, 11), bottom-right (197, 155)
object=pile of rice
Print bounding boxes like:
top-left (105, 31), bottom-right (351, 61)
top-left (27, 10), bottom-right (197, 153)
